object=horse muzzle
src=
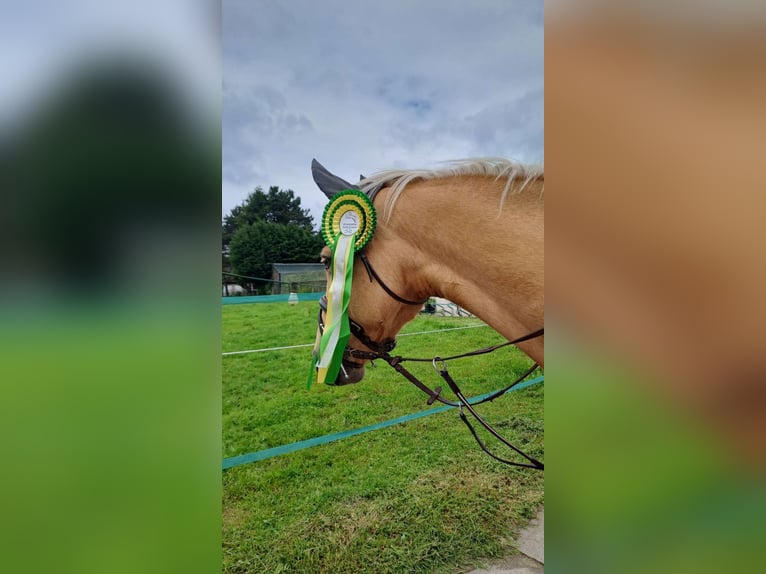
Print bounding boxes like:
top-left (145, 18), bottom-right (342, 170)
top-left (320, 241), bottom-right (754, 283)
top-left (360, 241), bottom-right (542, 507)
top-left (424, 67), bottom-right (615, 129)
top-left (316, 295), bottom-right (379, 385)
top-left (333, 358), bottom-right (366, 385)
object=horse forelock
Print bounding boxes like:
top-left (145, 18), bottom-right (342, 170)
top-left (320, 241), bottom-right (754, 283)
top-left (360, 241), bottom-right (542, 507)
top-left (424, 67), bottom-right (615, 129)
top-left (358, 158), bottom-right (544, 221)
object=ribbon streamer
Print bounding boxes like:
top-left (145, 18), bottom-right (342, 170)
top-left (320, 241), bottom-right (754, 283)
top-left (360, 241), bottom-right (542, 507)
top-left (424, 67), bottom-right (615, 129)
top-left (315, 232), bottom-right (355, 385)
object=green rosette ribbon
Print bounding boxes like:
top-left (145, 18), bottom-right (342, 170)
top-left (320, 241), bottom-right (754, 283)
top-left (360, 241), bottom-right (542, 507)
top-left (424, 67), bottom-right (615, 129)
top-left (309, 190), bottom-right (376, 387)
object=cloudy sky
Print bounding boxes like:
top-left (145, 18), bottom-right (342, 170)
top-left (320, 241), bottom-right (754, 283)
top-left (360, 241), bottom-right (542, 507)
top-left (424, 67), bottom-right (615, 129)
top-left (223, 0), bottom-right (543, 225)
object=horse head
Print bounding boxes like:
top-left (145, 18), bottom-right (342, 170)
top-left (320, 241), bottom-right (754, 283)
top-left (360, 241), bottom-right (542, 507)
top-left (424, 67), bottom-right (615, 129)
top-left (311, 159), bottom-right (428, 385)
top-left (311, 157), bottom-right (545, 384)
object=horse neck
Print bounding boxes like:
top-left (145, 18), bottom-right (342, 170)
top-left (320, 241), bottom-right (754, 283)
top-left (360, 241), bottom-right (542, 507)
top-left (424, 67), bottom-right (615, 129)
top-left (380, 175), bottom-right (544, 362)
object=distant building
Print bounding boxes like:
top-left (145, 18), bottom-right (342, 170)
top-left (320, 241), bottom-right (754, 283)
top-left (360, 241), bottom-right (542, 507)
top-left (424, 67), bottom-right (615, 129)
top-left (271, 263), bottom-right (326, 294)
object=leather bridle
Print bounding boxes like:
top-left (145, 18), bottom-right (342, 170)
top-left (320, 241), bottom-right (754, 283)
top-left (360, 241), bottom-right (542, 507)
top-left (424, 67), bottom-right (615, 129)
top-left (319, 248), bottom-right (428, 357)
top-left (317, 249), bottom-right (545, 470)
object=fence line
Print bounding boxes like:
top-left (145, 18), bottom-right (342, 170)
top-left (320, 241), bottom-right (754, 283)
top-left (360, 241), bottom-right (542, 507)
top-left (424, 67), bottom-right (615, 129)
top-left (223, 271), bottom-right (279, 283)
top-left (222, 324), bottom-right (489, 356)
top-left (223, 292), bottom-right (324, 305)
top-left (223, 342), bottom-right (313, 356)
top-left (222, 375), bottom-right (543, 470)
top-left (223, 271), bottom-right (327, 297)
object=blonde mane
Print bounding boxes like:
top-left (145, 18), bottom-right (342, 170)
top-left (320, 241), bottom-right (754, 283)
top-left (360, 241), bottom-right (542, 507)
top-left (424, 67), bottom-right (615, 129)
top-left (358, 158), bottom-right (544, 221)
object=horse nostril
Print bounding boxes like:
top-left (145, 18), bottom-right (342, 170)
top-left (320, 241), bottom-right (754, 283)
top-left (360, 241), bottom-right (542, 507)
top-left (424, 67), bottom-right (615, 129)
top-left (335, 363), bottom-right (365, 385)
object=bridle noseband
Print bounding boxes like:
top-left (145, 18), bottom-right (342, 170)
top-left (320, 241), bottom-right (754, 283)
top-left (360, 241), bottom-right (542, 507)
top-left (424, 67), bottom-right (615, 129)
top-left (319, 248), bottom-right (427, 358)
top-left (317, 249), bottom-right (545, 470)
top-left (318, 294), bottom-right (396, 357)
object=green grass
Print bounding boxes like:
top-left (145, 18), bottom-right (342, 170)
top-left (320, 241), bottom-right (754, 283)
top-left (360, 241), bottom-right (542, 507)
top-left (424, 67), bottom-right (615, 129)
top-left (222, 302), bottom-right (544, 574)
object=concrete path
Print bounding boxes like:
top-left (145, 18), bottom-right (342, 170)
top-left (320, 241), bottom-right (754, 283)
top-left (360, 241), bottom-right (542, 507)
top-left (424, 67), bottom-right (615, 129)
top-left (465, 507), bottom-right (544, 574)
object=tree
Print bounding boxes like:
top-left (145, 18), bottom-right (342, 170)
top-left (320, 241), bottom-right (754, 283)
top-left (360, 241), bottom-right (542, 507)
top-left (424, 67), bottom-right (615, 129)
top-left (222, 204), bottom-right (244, 247)
top-left (223, 185), bottom-right (323, 292)
top-left (223, 186), bottom-right (315, 247)
top-left (228, 221), bottom-right (324, 289)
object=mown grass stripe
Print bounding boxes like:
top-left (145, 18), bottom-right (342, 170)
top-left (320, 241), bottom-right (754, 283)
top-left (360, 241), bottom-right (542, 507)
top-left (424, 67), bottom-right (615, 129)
top-left (222, 375), bottom-right (543, 470)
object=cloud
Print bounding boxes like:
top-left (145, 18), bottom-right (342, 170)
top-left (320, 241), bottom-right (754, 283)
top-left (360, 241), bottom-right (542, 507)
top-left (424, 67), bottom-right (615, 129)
top-left (222, 0), bottom-right (543, 224)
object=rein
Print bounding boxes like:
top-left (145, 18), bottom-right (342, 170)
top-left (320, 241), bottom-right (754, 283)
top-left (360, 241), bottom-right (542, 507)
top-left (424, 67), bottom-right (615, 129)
top-left (317, 254), bottom-right (545, 470)
top-left (355, 327), bottom-right (545, 470)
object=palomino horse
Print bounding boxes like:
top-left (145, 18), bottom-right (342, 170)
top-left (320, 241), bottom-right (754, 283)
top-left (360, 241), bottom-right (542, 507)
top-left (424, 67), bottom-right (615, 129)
top-left (312, 158), bottom-right (544, 386)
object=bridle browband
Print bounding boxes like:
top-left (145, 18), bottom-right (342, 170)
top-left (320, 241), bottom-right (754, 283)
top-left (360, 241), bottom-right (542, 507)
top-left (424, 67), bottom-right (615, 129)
top-left (317, 251), bottom-right (545, 470)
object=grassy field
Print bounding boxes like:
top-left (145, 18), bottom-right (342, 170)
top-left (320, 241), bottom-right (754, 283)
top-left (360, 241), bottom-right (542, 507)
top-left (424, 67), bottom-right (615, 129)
top-left (222, 302), bottom-right (544, 573)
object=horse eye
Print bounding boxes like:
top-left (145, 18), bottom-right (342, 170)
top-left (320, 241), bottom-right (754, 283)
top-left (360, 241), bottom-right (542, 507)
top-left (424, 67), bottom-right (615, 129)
top-left (320, 256), bottom-right (330, 269)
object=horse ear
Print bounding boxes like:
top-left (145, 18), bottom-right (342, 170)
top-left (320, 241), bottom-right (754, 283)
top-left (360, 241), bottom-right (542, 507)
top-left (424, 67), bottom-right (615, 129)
top-left (311, 158), bottom-right (358, 199)
top-left (359, 174), bottom-right (365, 181)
